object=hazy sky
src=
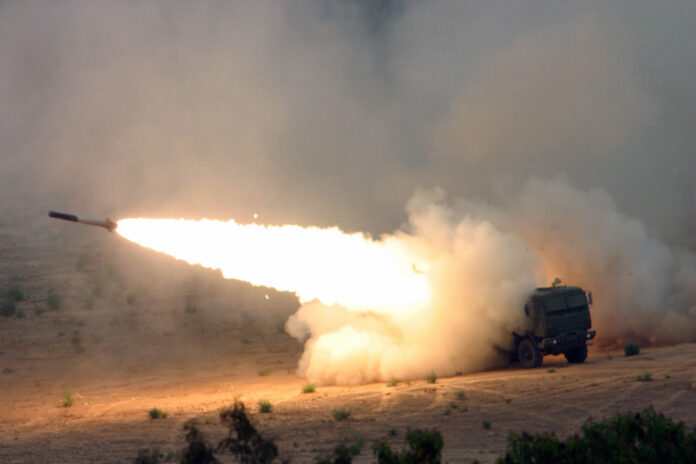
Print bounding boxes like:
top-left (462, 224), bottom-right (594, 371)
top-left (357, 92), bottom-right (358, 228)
top-left (1, 0), bottom-right (694, 246)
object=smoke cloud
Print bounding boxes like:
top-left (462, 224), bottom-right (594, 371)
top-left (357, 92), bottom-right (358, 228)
top-left (1, 1), bottom-right (695, 384)
top-left (285, 178), bottom-right (696, 384)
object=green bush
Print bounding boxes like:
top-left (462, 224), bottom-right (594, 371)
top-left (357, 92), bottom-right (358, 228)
top-left (483, 421), bottom-right (492, 430)
top-left (625, 343), bottom-right (640, 356)
top-left (181, 425), bottom-right (217, 464)
top-left (302, 383), bottom-right (316, 393)
top-left (258, 400), bottom-right (273, 413)
top-left (148, 408), bottom-right (168, 419)
top-left (63, 389), bottom-right (74, 407)
top-left (6, 282), bottom-right (25, 302)
top-left (497, 407), bottom-right (696, 464)
top-left (636, 372), bottom-right (653, 382)
top-left (426, 371), bottom-right (437, 384)
top-left (373, 428), bottom-right (443, 464)
top-left (333, 409), bottom-right (351, 421)
top-left (217, 401), bottom-right (279, 464)
top-left (316, 440), bottom-right (363, 464)
top-left (387, 377), bottom-right (399, 387)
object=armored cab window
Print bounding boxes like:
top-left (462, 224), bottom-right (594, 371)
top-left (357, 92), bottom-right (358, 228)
top-left (566, 292), bottom-right (587, 309)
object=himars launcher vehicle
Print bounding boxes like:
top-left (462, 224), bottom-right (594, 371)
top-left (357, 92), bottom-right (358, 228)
top-left (513, 282), bottom-right (596, 368)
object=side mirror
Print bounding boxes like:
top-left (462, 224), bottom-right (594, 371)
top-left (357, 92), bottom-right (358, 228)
top-left (588, 291), bottom-right (593, 305)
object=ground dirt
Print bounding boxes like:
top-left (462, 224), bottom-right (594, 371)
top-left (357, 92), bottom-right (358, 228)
top-left (1, 209), bottom-right (695, 463)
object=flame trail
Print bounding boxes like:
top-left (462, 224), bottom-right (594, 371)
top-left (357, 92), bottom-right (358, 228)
top-left (116, 218), bottom-right (430, 315)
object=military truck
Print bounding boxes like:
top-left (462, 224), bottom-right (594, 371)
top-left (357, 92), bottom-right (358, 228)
top-left (513, 283), bottom-right (596, 368)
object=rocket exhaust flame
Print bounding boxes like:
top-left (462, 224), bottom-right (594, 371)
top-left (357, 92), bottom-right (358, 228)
top-left (115, 218), bottom-right (430, 314)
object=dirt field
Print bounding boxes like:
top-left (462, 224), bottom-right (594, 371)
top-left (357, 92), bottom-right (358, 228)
top-left (1, 210), bottom-right (695, 463)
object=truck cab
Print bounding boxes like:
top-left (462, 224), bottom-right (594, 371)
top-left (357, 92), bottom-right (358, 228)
top-left (513, 285), bottom-right (596, 368)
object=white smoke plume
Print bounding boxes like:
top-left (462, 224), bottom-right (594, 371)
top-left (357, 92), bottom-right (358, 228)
top-left (285, 178), bottom-right (696, 384)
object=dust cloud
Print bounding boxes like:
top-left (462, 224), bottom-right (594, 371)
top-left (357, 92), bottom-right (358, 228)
top-left (1, 1), bottom-right (695, 384)
top-left (286, 178), bottom-right (696, 384)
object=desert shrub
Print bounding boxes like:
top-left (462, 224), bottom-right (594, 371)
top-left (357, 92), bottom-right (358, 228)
top-left (483, 421), bottom-right (492, 430)
top-left (373, 428), bottom-right (443, 464)
top-left (333, 409), bottom-right (351, 421)
top-left (636, 372), bottom-right (653, 382)
top-left (258, 400), bottom-right (273, 413)
top-left (47, 288), bottom-right (62, 310)
top-left (6, 281), bottom-right (26, 302)
top-left (63, 389), bottom-right (74, 407)
top-left (181, 425), bottom-right (217, 464)
top-left (455, 390), bottom-right (466, 401)
top-left (217, 401), bottom-right (279, 464)
top-left (149, 408), bottom-right (168, 419)
top-left (0, 277), bottom-right (27, 316)
top-left (624, 343), bottom-right (640, 356)
top-left (258, 368), bottom-right (272, 376)
top-left (387, 377), bottom-right (399, 387)
top-left (497, 407), bottom-right (696, 464)
top-left (302, 383), bottom-right (316, 394)
top-left (426, 371), bottom-right (437, 384)
top-left (316, 439), bottom-right (363, 464)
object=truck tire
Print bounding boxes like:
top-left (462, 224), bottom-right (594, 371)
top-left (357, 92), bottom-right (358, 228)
top-left (565, 344), bottom-right (588, 364)
top-left (518, 338), bottom-right (542, 368)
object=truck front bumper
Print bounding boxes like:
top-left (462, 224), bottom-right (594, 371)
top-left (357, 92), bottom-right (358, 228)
top-left (542, 330), bottom-right (595, 355)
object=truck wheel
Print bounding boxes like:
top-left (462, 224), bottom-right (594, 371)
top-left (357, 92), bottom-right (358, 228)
top-left (518, 338), bottom-right (542, 368)
top-left (565, 344), bottom-right (588, 364)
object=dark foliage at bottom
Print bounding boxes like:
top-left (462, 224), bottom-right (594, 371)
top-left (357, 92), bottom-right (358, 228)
top-left (316, 440), bottom-right (364, 464)
top-left (181, 425), bottom-right (218, 464)
top-left (372, 429), bottom-right (444, 464)
top-left (498, 407), bottom-right (696, 464)
top-left (217, 400), bottom-right (282, 463)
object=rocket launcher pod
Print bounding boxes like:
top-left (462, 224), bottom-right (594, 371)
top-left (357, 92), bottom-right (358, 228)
top-left (48, 211), bottom-right (117, 232)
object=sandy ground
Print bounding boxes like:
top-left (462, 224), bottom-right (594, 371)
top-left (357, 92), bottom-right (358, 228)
top-left (1, 209), bottom-right (695, 463)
